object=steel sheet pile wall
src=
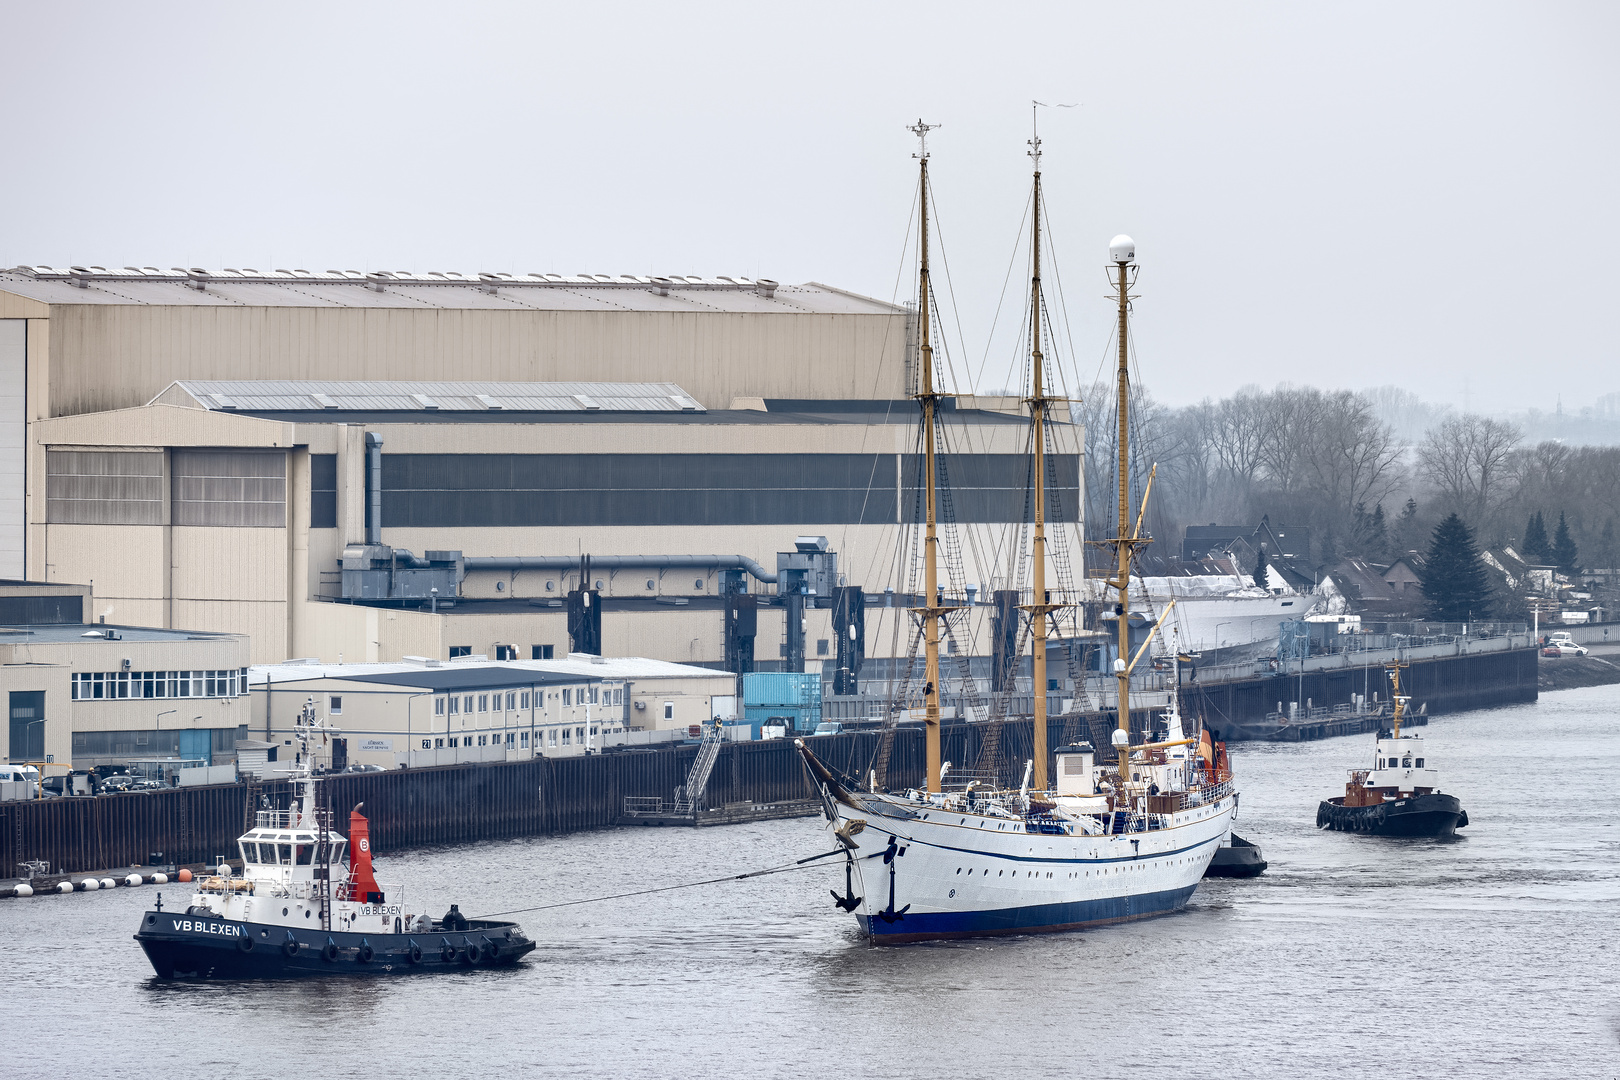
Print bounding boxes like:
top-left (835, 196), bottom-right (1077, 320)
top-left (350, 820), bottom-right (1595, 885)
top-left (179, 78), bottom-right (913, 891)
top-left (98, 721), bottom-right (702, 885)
top-left (0, 650), bottom-right (1537, 876)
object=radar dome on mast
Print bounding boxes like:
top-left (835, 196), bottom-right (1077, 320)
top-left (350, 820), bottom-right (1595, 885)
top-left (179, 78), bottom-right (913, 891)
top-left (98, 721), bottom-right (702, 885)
top-left (1109, 235), bottom-right (1136, 264)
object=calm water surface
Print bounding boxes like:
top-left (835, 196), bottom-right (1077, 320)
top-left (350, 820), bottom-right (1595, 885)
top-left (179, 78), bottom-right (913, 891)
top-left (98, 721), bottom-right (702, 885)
top-left (4, 686), bottom-right (1616, 1077)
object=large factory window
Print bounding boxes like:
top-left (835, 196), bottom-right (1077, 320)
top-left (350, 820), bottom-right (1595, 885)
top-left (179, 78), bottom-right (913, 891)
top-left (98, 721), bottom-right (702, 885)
top-left (310, 454), bottom-right (337, 528)
top-left (532, 645), bottom-right (554, 660)
top-left (171, 450), bottom-right (287, 527)
top-left (377, 452), bottom-right (1079, 526)
top-left (46, 450), bottom-right (165, 525)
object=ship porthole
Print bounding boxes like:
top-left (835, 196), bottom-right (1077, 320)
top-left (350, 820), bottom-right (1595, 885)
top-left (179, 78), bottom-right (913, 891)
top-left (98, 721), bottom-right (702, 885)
top-left (282, 908), bottom-right (289, 916)
top-left (948, 889), bottom-right (956, 898)
top-left (145, 915), bottom-right (156, 925)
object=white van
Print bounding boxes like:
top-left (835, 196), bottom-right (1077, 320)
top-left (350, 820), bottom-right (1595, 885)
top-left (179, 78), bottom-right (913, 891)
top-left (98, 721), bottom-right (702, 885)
top-left (0, 764), bottom-right (40, 783)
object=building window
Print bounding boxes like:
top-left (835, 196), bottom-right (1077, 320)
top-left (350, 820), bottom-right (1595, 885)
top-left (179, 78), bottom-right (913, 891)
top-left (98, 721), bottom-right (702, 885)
top-left (576, 727), bottom-right (586, 742)
top-left (478, 735), bottom-right (487, 746)
top-left (449, 697), bottom-right (459, 715)
top-left (435, 738), bottom-right (444, 748)
top-left (521, 732), bottom-right (529, 747)
top-left (329, 696), bottom-right (342, 715)
top-left (816, 639), bottom-right (830, 656)
top-left (449, 646), bottom-right (471, 658)
top-left (463, 696), bottom-right (473, 714)
top-left (435, 698), bottom-right (446, 716)
top-left (495, 645), bottom-right (516, 661)
top-left (521, 692), bottom-right (530, 709)
top-left (506, 692), bottom-right (516, 711)
top-left (563, 689), bottom-right (571, 707)
top-left (561, 728), bottom-right (571, 745)
top-left (664, 702), bottom-right (674, 720)
top-left (589, 686), bottom-right (598, 704)
top-left (1416, 758), bottom-right (1424, 768)
top-left (506, 733), bottom-right (516, 745)
top-left (532, 645), bottom-right (554, 660)
top-left (478, 694), bottom-right (488, 712)
top-left (548, 729), bottom-right (558, 746)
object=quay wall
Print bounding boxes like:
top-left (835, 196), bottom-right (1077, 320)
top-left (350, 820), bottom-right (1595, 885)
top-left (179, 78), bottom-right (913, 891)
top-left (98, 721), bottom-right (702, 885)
top-left (1, 649), bottom-right (1538, 876)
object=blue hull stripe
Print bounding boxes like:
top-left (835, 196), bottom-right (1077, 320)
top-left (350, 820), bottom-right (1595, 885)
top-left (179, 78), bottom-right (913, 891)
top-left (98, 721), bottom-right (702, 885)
top-left (857, 884), bottom-right (1199, 943)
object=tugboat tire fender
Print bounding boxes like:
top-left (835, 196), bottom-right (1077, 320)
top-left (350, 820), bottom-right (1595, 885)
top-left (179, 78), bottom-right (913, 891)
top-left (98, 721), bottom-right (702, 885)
top-left (482, 935), bottom-right (499, 960)
top-left (357, 939), bottom-right (374, 963)
top-left (405, 940), bottom-right (424, 964)
top-left (462, 940), bottom-right (482, 965)
top-left (282, 932), bottom-right (299, 958)
top-left (322, 938), bottom-right (340, 963)
top-left (237, 934), bottom-right (255, 954)
top-left (440, 937), bottom-right (457, 963)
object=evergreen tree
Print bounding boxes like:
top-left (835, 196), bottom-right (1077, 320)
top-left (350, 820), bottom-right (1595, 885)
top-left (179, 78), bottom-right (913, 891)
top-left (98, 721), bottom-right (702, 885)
top-left (1370, 503), bottom-right (1388, 557)
top-left (1253, 548), bottom-right (1269, 590)
top-left (1522, 510), bottom-right (1551, 564)
top-left (1422, 513), bottom-right (1493, 621)
top-left (1552, 510), bottom-right (1579, 576)
top-left (1601, 518), bottom-right (1617, 573)
top-left (1394, 498), bottom-right (1422, 556)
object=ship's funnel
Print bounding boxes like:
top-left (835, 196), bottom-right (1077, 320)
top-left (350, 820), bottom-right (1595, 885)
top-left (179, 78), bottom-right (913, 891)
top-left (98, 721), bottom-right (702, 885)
top-left (346, 805), bottom-right (383, 904)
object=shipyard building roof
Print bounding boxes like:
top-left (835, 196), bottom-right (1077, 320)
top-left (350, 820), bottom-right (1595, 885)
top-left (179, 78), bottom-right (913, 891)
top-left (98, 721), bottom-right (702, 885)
top-left (0, 266), bottom-right (902, 315)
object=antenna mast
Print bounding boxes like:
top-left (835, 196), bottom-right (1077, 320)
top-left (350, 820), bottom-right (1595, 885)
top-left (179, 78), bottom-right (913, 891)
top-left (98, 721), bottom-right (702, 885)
top-left (1109, 236), bottom-right (1140, 788)
top-left (909, 119), bottom-right (946, 794)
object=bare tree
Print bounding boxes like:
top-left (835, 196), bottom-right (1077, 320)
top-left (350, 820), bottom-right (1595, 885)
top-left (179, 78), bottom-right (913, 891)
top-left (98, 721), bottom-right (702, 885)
top-left (1416, 415), bottom-right (1523, 529)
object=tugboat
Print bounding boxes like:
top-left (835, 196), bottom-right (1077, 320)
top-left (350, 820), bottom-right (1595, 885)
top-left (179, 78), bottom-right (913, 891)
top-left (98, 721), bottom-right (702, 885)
top-left (134, 700), bottom-right (536, 978)
top-left (1316, 661), bottom-right (1468, 837)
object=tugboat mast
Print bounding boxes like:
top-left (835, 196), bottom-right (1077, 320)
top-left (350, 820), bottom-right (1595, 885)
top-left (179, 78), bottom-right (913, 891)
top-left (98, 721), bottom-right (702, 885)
top-left (1387, 660), bottom-right (1410, 738)
top-left (910, 119), bottom-right (945, 795)
top-left (1023, 120), bottom-right (1054, 793)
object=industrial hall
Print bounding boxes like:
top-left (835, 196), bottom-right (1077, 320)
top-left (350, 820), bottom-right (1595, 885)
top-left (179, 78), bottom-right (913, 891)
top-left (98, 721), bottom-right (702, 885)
top-left (0, 266), bottom-right (1082, 675)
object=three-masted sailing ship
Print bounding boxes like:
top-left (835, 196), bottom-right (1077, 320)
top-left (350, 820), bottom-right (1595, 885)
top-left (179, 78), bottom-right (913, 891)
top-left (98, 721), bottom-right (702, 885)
top-left (798, 121), bottom-right (1239, 942)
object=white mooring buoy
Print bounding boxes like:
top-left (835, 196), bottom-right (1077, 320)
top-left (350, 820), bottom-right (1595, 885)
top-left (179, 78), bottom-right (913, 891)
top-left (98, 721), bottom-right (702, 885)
top-left (100, 877), bottom-right (117, 889)
top-left (80, 878), bottom-right (99, 891)
top-left (57, 881), bottom-right (74, 894)
top-left (125, 874), bottom-right (143, 887)
top-left (13, 883), bottom-right (33, 897)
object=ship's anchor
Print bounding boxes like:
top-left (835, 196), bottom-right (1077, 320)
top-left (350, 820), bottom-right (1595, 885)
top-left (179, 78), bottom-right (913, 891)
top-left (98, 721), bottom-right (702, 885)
top-left (830, 849), bottom-right (863, 913)
top-left (876, 835), bottom-right (910, 923)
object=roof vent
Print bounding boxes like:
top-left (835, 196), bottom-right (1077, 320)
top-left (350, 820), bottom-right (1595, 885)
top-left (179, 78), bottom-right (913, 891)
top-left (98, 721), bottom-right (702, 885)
top-left (755, 279), bottom-right (779, 299)
top-left (69, 265), bottom-right (91, 288)
top-left (312, 393), bottom-right (339, 410)
top-left (208, 392), bottom-right (237, 410)
top-left (366, 272), bottom-right (389, 293)
top-left (412, 393), bottom-right (439, 410)
top-left (182, 268), bottom-right (210, 291)
top-left (476, 394), bottom-right (503, 410)
top-left (477, 273), bottom-right (500, 295)
top-left (650, 277), bottom-right (673, 297)
top-left (573, 394), bottom-right (600, 411)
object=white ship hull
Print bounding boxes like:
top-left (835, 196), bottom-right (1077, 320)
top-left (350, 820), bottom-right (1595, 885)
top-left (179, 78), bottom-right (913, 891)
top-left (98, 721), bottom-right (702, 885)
top-left (1157, 593), bottom-right (1318, 652)
top-left (821, 783), bottom-right (1236, 943)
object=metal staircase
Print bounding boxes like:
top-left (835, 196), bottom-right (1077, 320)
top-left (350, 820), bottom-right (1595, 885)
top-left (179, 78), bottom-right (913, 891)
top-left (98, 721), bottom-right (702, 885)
top-left (673, 723), bottom-right (725, 814)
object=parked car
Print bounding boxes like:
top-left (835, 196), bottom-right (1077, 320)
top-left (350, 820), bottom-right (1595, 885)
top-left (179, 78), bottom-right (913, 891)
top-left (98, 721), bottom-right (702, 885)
top-left (1542, 642), bottom-right (1588, 658)
top-left (98, 774), bottom-right (136, 793)
top-left (810, 721), bottom-right (844, 737)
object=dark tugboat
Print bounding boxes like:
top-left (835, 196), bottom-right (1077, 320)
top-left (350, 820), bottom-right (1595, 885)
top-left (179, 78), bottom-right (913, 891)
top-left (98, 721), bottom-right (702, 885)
top-left (134, 700), bottom-right (536, 978)
top-left (1316, 662), bottom-right (1468, 838)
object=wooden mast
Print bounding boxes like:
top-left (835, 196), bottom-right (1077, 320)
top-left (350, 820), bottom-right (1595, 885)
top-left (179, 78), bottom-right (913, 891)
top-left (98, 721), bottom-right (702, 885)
top-left (1111, 240), bottom-right (1136, 786)
top-left (910, 119), bottom-right (944, 794)
top-left (1024, 126), bottom-right (1052, 793)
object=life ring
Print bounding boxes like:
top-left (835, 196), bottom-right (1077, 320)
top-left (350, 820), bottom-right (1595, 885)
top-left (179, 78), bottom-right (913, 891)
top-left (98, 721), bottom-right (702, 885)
top-left (462, 940), bottom-right (482, 965)
top-left (322, 938), bottom-right (340, 963)
top-left (237, 934), bottom-right (255, 954)
top-left (405, 940), bottom-right (423, 965)
top-left (357, 939), bottom-right (374, 963)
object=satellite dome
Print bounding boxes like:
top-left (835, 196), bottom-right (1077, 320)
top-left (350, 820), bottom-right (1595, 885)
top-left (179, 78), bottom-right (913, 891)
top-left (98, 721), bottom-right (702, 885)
top-left (1109, 235), bottom-right (1135, 263)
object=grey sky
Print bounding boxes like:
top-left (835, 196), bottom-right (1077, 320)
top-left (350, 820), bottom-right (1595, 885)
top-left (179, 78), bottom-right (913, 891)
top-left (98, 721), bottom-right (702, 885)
top-left (3, 2), bottom-right (1614, 414)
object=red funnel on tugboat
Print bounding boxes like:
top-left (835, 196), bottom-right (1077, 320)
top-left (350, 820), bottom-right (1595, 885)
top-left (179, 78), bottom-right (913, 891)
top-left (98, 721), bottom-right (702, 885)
top-left (346, 804), bottom-right (383, 904)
